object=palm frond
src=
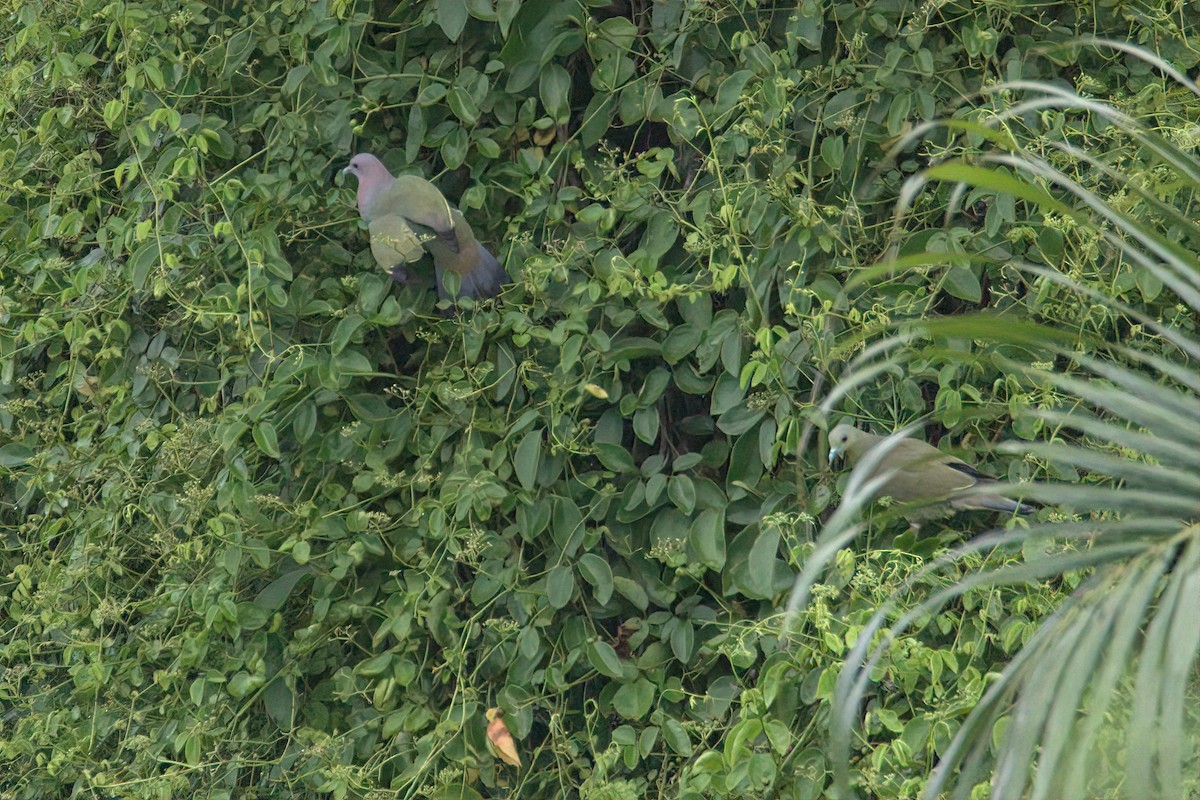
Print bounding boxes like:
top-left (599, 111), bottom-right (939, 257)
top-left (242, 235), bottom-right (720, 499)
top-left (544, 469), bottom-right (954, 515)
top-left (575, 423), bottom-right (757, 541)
top-left (793, 43), bottom-right (1200, 800)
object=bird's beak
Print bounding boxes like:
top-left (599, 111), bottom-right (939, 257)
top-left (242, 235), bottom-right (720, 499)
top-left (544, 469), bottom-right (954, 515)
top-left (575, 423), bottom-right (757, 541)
top-left (340, 166), bottom-right (354, 176)
top-left (828, 445), bottom-right (843, 465)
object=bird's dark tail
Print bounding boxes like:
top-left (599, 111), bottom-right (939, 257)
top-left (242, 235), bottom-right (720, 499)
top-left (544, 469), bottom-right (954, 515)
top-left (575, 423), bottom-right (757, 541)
top-left (436, 243), bottom-right (507, 301)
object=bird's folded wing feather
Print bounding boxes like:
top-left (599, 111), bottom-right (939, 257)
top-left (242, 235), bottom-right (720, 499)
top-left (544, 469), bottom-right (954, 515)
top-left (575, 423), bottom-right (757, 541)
top-left (380, 176), bottom-right (459, 247)
top-left (368, 215), bottom-right (427, 268)
top-left (405, 216), bottom-right (462, 255)
top-left (876, 440), bottom-right (980, 500)
top-left (943, 460), bottom-right (992, 481)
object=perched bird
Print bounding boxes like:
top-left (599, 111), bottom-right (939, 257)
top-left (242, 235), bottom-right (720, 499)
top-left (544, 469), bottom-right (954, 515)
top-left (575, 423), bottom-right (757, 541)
top-left (826, 423), bottom-right (1036, 529)
top-left (341, 153), bottom-right (507, 301)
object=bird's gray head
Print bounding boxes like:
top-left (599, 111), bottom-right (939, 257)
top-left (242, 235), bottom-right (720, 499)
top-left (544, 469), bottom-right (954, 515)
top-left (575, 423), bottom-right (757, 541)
top-left (340, 151), bottom-right (381, 175)
top-left (341, 153), bottom-right (390, 180)
top-left (827, 424), bottom-right (867, 465)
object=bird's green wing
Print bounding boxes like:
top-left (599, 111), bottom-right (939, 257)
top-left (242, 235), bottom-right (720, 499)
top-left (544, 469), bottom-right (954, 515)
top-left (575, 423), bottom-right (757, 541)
top-left (874, 439), bottom-right (979, 502)
top-left (379, 175), bottom-right (456, 236)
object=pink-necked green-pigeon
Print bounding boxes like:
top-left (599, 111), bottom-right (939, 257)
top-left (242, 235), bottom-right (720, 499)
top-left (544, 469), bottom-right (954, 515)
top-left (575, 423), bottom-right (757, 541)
top-left (827, 424), bottom-right (1036, 528)
top-left (342, 153), bottom-right (506, 301)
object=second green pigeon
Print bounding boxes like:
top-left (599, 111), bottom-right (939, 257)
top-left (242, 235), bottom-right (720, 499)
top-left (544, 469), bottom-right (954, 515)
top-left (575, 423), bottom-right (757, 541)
top-left (342, 153), bottom-right (507, 301)
top-left (827, 424), bottom-right (1036, 529)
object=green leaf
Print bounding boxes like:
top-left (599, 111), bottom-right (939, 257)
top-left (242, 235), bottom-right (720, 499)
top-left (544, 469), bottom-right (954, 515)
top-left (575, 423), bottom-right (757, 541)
top-left (727, 429), bottom-right (765, 491)
top-left (689, 508), bottom-right (726, 570)
top-left (355, 652), bottom-right (393, 678)
top-left (579, 93), bottom-right (617, 147)
top-left (608, 337), bottom-right (662, 361)
top-left (221, 28), bottom-right (255, 79)
top-left (292, 401), bottom-right (317, 443)
top-left (228, 671), bottom-right (262, 699)
top-left (437, 0), bottom-right (469, 40)
top-left (441, 127), bottom-right (469, 169)
top-left (662, 323), bottom-right (703, 364)
top-left (128, 242), bottom-right (158, 290)
top-left (184, 734), bottom-right (201, 767)
top-left (546, 565), bottom-right (575, 609)
top-left (641, 210), bottom-right (678, 259)
top-left (633, 406), bottom-right (660, 444)
top-left (333, 349), bottom-right (374, 376)
top-left (407, 104), bottom-right (427, 161)
top-left (594, 442), bottom-right (636, 473)
top-left (514, 428), bottom-right (543, 491)
top-left (428, 784), bottom-right (485, 800)
top-left (1135, 265), bottom-right (1163, 301)
top-left (447, 86), bottom-right (479, 125)
top-left (587, 640), bottom-right (624, 679)
top-left (254, 568), bottom-right (310, 610)
top-left (612, 576), bottom-right (649, 611)
top-left (638, 368), bottom-right (672, 406)
top-left (612, 677), bottom-right (655, 719)
top-left (577, 553), bottom-right (614, 605)
top-left (645, 473), bottom-right (667, 506)
top-left (915, 47), bottom-right (934, 74)
top-left (670, 621), bottom-right (694, 664)
top-left (551, 496), bottom-right (586, 553)
top-left (253, 421), bottom-right (281, 458)
top-left (475, 136), bottom-right (501, 158)
top-left (263, 679), bottom-right (295, 728)
top-left (667, 474), bottom-right (696, 514)
top-left (331, 313), bottom-right (363, 356)
top-left (886, 91), bottom-right (912, 135)
top-left (943, 265), bottom-right (982, 302)
top-left (663, 717), bottom-right (693, 755)
top-left (539, 64), bottom-right (571, 123)
top-left (717, 404), bottom-right (766, 436)
top-left (820, 135), bottom-right (845, 169)
top-left (0, 443), bottom-right (33, 467)
top-left (711, 374), bottom-right (745, 415)
top-left (283, 64), bottom-right (311, 95)
top-left (744, 527), bottom-right (780, 598)
top-left (764, 719), bottom-right (793, 754)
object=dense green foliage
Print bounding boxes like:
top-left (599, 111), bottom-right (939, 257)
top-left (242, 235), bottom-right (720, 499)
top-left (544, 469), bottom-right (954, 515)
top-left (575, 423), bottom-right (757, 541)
top-left (1, 1), bottom-right (1197, 798)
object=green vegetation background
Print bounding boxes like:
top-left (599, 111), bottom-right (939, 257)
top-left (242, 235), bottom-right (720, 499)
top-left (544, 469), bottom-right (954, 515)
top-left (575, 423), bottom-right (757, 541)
top-left (1, 1), bottom-right (1196, 798)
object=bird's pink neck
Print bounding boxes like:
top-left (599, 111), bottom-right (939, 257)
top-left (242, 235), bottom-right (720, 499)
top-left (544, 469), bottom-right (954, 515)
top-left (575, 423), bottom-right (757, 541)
top-left (357, 174), bottom-right (394, 218)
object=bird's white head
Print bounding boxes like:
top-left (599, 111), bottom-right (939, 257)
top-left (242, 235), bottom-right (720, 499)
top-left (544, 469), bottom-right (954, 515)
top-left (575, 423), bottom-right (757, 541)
top-left (827, 423), bottom-right (863, 465)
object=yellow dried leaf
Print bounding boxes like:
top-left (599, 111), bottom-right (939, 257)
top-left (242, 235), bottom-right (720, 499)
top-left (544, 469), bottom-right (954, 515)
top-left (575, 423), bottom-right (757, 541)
top-left (485, 707), bottom-right (521, 767)
top-left (583, 383), bottom-right (609, 399)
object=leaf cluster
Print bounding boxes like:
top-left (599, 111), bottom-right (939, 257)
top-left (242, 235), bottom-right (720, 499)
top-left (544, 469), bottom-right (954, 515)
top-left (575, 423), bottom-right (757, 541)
top-left (1, 1), bottom-right (1196, 798)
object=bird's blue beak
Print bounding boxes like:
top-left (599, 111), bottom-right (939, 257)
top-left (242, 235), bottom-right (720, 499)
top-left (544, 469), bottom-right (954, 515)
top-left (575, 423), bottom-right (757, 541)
top-left (828, 446), bottom-right (843, 464)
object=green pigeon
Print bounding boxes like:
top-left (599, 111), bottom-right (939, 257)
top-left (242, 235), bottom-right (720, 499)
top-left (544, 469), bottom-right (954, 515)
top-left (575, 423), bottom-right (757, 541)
top-left (342, 153), bottom-right (507, 301)
top-left (827, 424), bottom-right (1036, 528)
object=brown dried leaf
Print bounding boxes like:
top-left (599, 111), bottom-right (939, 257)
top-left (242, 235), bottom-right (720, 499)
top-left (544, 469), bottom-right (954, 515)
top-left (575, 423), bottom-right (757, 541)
top-left (485, 707), bottom-right (521, 767)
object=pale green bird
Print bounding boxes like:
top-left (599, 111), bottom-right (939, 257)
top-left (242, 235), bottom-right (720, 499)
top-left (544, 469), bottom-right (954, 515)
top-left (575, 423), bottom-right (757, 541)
top-left (342, 153), bottom-right (507, 301)
top-left (827, 424), bottom-right (1036, 529)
